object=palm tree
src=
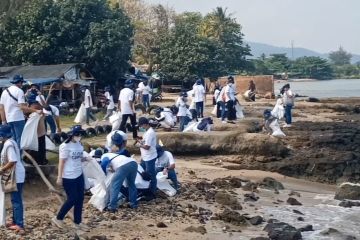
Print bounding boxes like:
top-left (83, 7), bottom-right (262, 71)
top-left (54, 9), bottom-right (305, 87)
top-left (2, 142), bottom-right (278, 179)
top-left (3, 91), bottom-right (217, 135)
top-left (200, 7), bottom-right (234, 41)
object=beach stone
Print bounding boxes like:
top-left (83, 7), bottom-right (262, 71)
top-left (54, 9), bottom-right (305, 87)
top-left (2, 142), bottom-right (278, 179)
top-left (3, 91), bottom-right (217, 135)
top-left (156, 222), bottom-right (167, 228)
top-left (297, 217), bottom-right (304, 221)
top-left (259, 177), bottom-right (285, 190)
top-left (218, 208), bottom-right (247, 226)
top-left (184, 226), bottom-right (207, 235)
top-left (264, 222), bottom-right (302, 240)
top-left (215, 192), bottom-right (242, 210)
top-left (292, 209), bottom-right (304, 215)
top-left (287, 197), bottom-right (302, 206)
top-left (289, 191), bottom-right (301, 198)
top-left (249, 216), bottom-right (264, 225)
top-left (307, 97), bottom-right (320, 102)
top-left (320, 228), bottom-right (357, 240)
top-left (229, 177), bottom-right (243, 188)
top-left (299, 225), bottom-right (313, 232)
top-left (242, 181), bottom-right (258, 191)
top-left (339, 200), bottom-right (360, 208)
top-left (244, 192), bottom-right (259, 202)
top-left (335, 182), bottom-right (360, 200)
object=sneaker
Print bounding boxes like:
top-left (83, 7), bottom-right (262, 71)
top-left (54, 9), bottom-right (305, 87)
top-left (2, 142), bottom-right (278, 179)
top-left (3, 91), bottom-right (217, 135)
top-left (222, 121), bottom-right (227, 124)
top-left (283, 124), bottom-right (292, 128)
top-left (51, 217), bottom-right (65, 229)
top-left (74, 223), bottom-right (90, 232)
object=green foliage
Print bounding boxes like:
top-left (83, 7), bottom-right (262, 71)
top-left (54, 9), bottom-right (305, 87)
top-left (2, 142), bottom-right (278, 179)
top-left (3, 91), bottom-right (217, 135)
top-left (291, 56), bottom-right (333, 80)
top-left (333, 64), bottom-right (360, 79)
top-left (0, 0), bottom-right (133, 86)
top-left (329, 46), bottom-right (352, 66)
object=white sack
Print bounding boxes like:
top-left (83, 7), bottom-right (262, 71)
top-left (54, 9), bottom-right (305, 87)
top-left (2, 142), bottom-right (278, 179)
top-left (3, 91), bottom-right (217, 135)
top-left (211, 105), bottom-right (217, 116)
top-left (82, 157), bottom-right (106, 185)
top-left (235, 102), bottom-right (244, 119)
top-left (271, 99), bottom-right (285, 120)
top-left (74, 104), bottom-right (86, 124)
top-left (183, 122), bottom-right (198, 132)
top-left (270, 119), bottom-right (286, 138)
top-left (0, 181), bottom-right (6, 226)
top-left (109, 111), bottom-right (122, 131)
top-left (89, 172), bottom-right (114, 212)
top-left (21, 112), bottom-right (41, 151)
top-left (156, 172), bottom-right (176, 197)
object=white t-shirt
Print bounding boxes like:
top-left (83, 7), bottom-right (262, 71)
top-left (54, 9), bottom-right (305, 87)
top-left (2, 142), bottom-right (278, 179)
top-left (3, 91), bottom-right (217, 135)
top-left (155, 151), bottom-right (175, 169)
top-left (161, 110), bottom-right (175, 126)
top-left (225, 84), bottom-right (236, 102)
top-left (140, 127), bottom-right (157, 161)
top-left (105, 91), bottom-right (115, 110)
top-left (84, 89), bottom-right (93, 108)
top-left (0, 85), bottom-right (25, 122)
top-left (59, 142), bottom-right (84, 179)
top-left (193, 84), bottom-right (205, 102)
top-left (1, 139), bottom-right (25, 183)
top-left (118, 88), bottom-right (134, 115)
top-left (217, 88), bottom-right (225, 102)
top-left (36, 95), bottom-right (46, 106)
top-left (138, 82), bottom-right (151, 95)
top-left (176, 97), bottom-right (187, 117)
top-left (109, 155), bottom-right (136, 171)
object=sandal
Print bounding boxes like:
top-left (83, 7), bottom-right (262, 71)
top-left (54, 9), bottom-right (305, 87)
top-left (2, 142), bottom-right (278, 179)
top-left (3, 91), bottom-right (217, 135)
top-left (6, 222), bottom-right (15, 228)
top-left (8, 225), bottom-right (25, 234)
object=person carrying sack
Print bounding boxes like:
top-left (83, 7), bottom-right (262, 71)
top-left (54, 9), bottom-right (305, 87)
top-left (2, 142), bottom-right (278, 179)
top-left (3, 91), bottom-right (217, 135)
top-left (0, 125), bottom-right (26, 234)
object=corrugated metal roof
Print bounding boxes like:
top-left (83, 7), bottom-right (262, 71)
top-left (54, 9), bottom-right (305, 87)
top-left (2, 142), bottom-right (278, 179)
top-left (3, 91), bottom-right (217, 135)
top-left (0, 64), bottom-right (76, 79)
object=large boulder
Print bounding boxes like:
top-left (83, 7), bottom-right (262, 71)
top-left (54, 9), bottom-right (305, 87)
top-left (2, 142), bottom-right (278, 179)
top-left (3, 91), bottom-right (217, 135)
top-left (264, 222), bottom-right (302, 240)
top-left (335, 182), bottom-right (360, 200)
top-left (259, 177), bottom-right (285, 190)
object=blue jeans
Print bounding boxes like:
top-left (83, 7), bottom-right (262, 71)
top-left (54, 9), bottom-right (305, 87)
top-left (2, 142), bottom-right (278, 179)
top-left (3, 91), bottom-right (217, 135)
top-left (156, 168), bottom-right (178, 190)
top-left (179, 116), bottom-right (190, 132)
top-left (219, 101), bottom-right (226, 121)
top-left (140, 158), bottom-right (157, 196)
top-left (195, 101), bottom-right (204, 118)
top-left (11, 183), bottom-right (24, 228)
top-left (86, 107), bottom-right (96, 124)
top-left (285, 104), bottom-right (293, 124)
top-left (108, 161), bottom-right (138, 210)
top-left (142, 94), bottom-right (150, 110)
top-left (57, 174), bottom-right (84, 224)
top-left (45, 115), bottom-right (56, 136)
top-left (8, 120), bottom-right (25, 149)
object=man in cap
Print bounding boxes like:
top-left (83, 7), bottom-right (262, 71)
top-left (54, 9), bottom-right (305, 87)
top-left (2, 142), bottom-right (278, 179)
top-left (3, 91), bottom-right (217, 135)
top-left (81, 86), bottom-right (97, 126)
top-left (192, 79), bottom-right (206, 119)
top-left (0, 75), bottom-right (42, 147)
top-left (118, 79), bottom-right (137, 139)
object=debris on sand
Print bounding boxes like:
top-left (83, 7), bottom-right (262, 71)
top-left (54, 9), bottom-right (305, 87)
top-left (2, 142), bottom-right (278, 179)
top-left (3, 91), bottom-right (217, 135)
top-left (218, 209), bottom-right (247, 226)
top-left (215, 192), bottom-right (242, 210)
top-left (259, 177), bottom-right (285, 191)
top-left (249, 216), bottom-right (264, 226)
top-left (184, 226), bottom-right (207, 235)
top-left (264, 222), bottom-right (302, 240)
top-left (299, 225), bottom-right (313, 232)
top-left (156, 222), bottom-right (168, 228)
top-left (338, 200), bottom-right (360, 208)
top-left (320, 228), bottom-right (357, 240)
top-left (286, 197), bottom-right (302, 206)
top-left (335, 182), bottom-right (360, 200)
top-left (244, 192), bottom-right (259, 202)
top-left (242, 181), bottom-right (258, 192)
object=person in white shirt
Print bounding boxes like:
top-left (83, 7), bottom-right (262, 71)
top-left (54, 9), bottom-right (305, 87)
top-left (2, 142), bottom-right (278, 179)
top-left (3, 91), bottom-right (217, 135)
top-left (281, 84), bottom-right (295, 127)
top-left (224, 76), bottom-right (237, 123)
top-left (138, 79), bottom-right (151, 111)
top-left (52, 125), bottom-right (89, 232)
top-left (103, 86), bottom-right (115, 121)
top-left (176, 92), bottom-right (190, 132)
top-left (155, 107), bottom-right (175, 131)
top-left (81, 86), bottom-right (97, 126)
top-left (192, 79), bottom-right (206, 118)
top-left (0, 75), bottom-right (42, 148)
top-left (0, 125), bottom-right (26, 233)
top-left (118, 79), bottom-right (137, 139)
top-left (136, 117), bottom-right (157, 197)
top-left (155, 145), bottom-right (178, 191)
top-left (216, 86), bottom-right (227, 123)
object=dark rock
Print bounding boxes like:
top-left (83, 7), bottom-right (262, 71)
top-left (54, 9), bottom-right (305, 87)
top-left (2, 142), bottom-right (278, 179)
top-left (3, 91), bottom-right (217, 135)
top-left (212, 178), bottom-right (230, 188)
top-left (297, 217), bottom-right (304, 221)
top-left (299, 225), bottom-right (313, 232)
top-left (244, 192), bottom-right (259, 202)
top-left (320, 228), bottom-right (357, 240)
top-left (242, 181), bottom-right (258, 191)
top-left (250, 238), bottom-right (269, 240)
top-left (259, 177), bottom-right (285, 190)
top-left (287, 197), bottom-right (302, 206)
top-left (184, 226), bottom-right (207, 235)
top-left (307, 97), bottom-right (320, 102)
top-left (267, 219), bottom-right (279, 224)
top-left (292, 209), bottom-right (304, 215)
top-left (289, 191), bottom-right (301, 198)
top-left (339, 200), bottom-right (360, 208)
top-left (195, 181), bottom-right (213, 190)
top-left (156, 222), bottom-right (167, 228)
top-left (215, 192), bottom-right (242, 210)
top-left (264, 222), bottom-right (302, 240)
top-left (249, 216), bottom-right (264, 225)
top-left (229, 177), bottom-right (243, 188)
top-left (335, 183), bottom-right (360, 200)
top-left (218, 208), bottom-right (247, 226)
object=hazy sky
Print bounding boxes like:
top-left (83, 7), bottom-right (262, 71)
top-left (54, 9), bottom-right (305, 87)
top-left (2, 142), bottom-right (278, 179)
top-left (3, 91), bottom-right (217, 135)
top-left (145, 0), bottom-right (360, 54)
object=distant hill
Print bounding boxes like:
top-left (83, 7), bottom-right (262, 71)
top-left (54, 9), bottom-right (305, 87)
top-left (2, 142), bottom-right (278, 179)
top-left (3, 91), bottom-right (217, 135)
top-left (247, 41), bottom-right (360, 64)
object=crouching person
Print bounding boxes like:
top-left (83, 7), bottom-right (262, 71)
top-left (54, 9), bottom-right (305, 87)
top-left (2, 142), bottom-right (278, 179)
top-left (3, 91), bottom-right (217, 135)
top-left (52, 125), bottom-right (89, 232)
top-left (155, 107), bottom-right (175, 131)
top-left (0, 125), bottom-right (25, 234)
top-left (155, 145), bottom-right (178, 191)
top-left (107, 133), bottom-right (138, 212)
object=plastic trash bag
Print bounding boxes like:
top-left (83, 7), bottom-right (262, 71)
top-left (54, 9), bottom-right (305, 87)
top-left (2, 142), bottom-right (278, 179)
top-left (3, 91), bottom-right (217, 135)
top-left (82, 156), bottom-right (106, 185)
top-left (74, 104), bottom-right (86, 124)
top-left (235, 102), bottom-right (244, 119)
top-left (183, 122), bottom-right (198, 132)
top-left (109, 111), bottom-right (122, 131)
top-left (21, 112), bottom-right (41, 151)
top-left (89, 172), bottom-right (114, 212)
top-left (271, 99), bottom-right (285, 120)
top-left (244, 90), bottom-right (251, 99)
top-left (45, 135), bottom-right (56, 151)
top-left (0, 182), bottom-right (6, 226)
top-left (156, 172), bottom-right (176, 197)
top-left (270, 119), bottom-right (286, 138)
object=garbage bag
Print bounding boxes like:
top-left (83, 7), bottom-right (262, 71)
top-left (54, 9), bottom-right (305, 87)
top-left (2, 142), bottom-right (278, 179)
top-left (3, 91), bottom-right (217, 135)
top-left (82, 157), bottom-right (106, 185)
top-left (89, 172), bottom-right (114, 212)
top-left (109, 111), bottom-right (121, 131)
top-left (270, 119), bottom-right (286, 138)
top-left (0, 182), bottom-right (6, 226)
top-left (271, 99), bottom-right (285, 120)
top-left (21, 112), bottom-right (41, 151)
top-left (45, 135), bottom-right (56, 151)
top-left (235, 102), bottom-right (244, 119)
top-left (183, 122), bottom-right (198, 132)
top-left (156, 172), bottom-right (176, 197)
top-left (74, 104), bottom-right (86, 124)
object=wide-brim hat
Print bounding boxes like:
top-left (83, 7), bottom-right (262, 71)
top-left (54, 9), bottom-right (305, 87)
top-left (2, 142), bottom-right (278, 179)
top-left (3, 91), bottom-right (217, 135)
top-left (0, 125), bottom-right (13, 140)
top-left (10, 75), bottom-right (26, 84)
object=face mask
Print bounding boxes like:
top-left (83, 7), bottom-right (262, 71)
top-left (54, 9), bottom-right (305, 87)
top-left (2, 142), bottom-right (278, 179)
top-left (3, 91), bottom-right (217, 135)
top-left (228, 83), bottom-right (233, 86)
top-left (73, 136), bottom-right (81, 142)
top-left (139, 127), bottom-right (146, 132)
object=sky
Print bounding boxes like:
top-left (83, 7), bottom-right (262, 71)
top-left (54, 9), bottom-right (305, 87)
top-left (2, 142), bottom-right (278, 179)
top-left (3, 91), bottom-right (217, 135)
top-left (145, 0), bottom-right (360, 54)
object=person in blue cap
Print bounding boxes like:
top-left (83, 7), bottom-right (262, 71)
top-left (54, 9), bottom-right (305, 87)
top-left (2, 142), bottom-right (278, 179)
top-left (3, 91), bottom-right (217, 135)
top-left (0, 75), bottom-right (42, 148)
top-left (155, 145), bottom-right (178, 191)
top-left (105, 132), bottom-right (138, 212)
top-left (192, 79), bottom-right (206, 119)
top-left (118, 79), bottom-right (137, 139)
top-left (0, 124), bottom-right (26, 233)
top-left (52, 125), bottom-right (89, 232)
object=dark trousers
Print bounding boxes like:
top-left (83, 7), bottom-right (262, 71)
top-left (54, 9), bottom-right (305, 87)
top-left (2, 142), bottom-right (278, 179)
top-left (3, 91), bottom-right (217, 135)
top-left (28, 135), bottom-right (46, 165)
top-left (226, 100), bottom-right (236, 121)
top-left (195, 101), bottom-right (204, 118)
top-left (57, 174), bottom-right (84, 224)
top-left (285, 104), bottom-right (293, 124)
top-left (86, 107), bottom-right (96, 124)
top-left (179, 116), bottom-right (190, 132)
top-left (216, 102), bottom-right (222, 118)
top-left (119, 114), bottom-right (137, 139)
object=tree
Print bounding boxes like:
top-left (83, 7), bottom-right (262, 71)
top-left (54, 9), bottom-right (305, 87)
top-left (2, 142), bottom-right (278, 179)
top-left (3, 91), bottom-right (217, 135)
top-left (0, 0), bottom-right (133, 85)
top-left (291, 56), bottom-right (333, 80)
top-left (329, 46), bottom-right (352, 66)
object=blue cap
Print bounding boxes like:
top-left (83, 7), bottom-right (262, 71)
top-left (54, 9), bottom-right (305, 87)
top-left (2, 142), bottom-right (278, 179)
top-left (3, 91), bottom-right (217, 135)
top-left (138, 117), bottom-right (149, 126)
top-left (124, 79), bottom-right (134, 88)
top-left (111, 132), bottom-right (124, 145)
top-left (0, 125), bottom-right (13, 140)
top-left (156, 145), bottom-right (165, 158)
top-left (180, 92), bottom-right (188, 97)
top-left (10, 75), bottom-right (25, 84)
top-left (196, 79), bottom-right (202, 85)
top-left (68, 125), bottom-right (86, 136)
top-left (93, 148), bottom-right (103, 158)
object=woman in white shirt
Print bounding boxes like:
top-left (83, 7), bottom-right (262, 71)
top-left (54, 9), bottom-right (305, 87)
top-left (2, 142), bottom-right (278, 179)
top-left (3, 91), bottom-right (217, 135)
top-left (138, 79), bottom-right (151, 111)
top-left (281, 84), bottom-right (295, 127)
top-left (52, 125), bottom-right (89, 232)
top-left (0, 125), bottom-right (26, 233)
top-left (103, 86), bottom-right (115, 121)
top-left (176, 92), bottom-right (190, 132)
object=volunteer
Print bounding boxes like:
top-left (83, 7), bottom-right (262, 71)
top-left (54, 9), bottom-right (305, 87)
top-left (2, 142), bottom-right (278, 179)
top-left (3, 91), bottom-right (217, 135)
top-left (192, 79), bottom-right (206, 119)
top-left (0, 75), bottom-right (41, 148)
top-left (281, 84), bottom-right (295, 127)
top-left (0, 125), bottom-right (26, 234)
top-left (118, 79), bottom-right (138, 139)
top-left (216, 86), bottom-right (227, 123)
top-left (105, 130), bottom-right (129, 153)
top-left (43, 104), bottom-right (62, 138)
top-left (248, 80), bottom-right (256, 102)
top-left (154, 107), bottom-right (176, 131)
top-left (176, 92), bottom-right (190, 132)
top-left (106, 133), bottom-right (138, 212)
top-left (52, 125), bottom-right (89, 231)
top-left (81, 86), bottom-right (97, 126)
top-left (155, 145), bottom-right (178, 191)
top-left (103, 86), bottom-right (115, 121)
top-left (224, 76), bottom-right (237, 123)
top-left (138, 79), bottom-right (151, 111)
top-left (137, 117), bottom-right (157, 198)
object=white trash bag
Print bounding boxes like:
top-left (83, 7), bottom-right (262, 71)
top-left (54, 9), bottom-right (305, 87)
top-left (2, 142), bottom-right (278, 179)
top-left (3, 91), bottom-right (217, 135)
top-left (211, 105), bottom-right (217, 116)
top-left (21, 112), bottom-right (41, 151)
top-left (235, 102), bottom-right (244, 119)
top-left (45, 135), bottom-right (56, 151)
top-left (89, 172), bottom-right (114, 212)
top-left (74, 104), bottom-right (86, 124)
top-left (183, 122), bottom-right (198, 132)
top-left (82, 154), bottom-right (106, 185)
top-left (156, 172), bottom-right (176, 197)
top-left (270, 119), bottom-right (286, 138)
top-left (109, 111), bottom-right (122, 131)
top-left (0, 182), bottom-right (6, 226)
top-left (271, 99), bottom-right (285, 120)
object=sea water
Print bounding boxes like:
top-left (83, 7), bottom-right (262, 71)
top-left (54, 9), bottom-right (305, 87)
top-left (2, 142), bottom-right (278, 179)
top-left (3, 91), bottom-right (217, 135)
top-left (274, 79), bottom-right (360, 98)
